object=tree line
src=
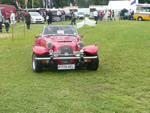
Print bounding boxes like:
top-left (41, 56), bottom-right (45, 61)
top-left (0, 0), bottom-right (149, 9)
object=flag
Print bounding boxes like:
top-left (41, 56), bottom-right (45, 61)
top-left (51, 0), bottom-right (54, 7)
top-left (32, 0), bottom-right (34, 8)
top-left (25, 0), bottom-right (28, 4)
top-left (15, 0), bottom-right (22, 9)
top-left (70, 3), bottom-right (72, 7)
top-left (130, 0), bottom-right (136, 5)
top-left (43, 0), bottom-right (45, 7)
top-left (48, 0), bottom-right (54, 8)
top-left (25, 0), bottom-right (28, 9)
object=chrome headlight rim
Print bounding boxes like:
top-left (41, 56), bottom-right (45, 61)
top-left (74, 51), bottom-right (81, 57)
top-left (53, 51), bottom-right (59, 57)
top-left (77, 41), bottom-right (84, 49)
top-left (46, 42), bottom-right (53, 49)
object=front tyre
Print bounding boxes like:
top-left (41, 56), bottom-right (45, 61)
top-left (138, 17), bottom-right (143, 21)
top-left (32, 53), bottom-right (43, 72)
top-left (87, 54), bottom-right (99, 70)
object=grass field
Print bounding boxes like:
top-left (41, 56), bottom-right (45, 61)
top-left (0, 20), bottom-right (150, 113)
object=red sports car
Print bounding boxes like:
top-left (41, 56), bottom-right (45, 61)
top-left (32, 25), bottom-right (99, 72)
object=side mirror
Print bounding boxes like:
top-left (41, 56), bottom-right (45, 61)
top-left (80, 35), bottom-right (84, 38)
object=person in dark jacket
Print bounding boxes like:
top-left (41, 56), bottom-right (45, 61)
top-left (70, 13), bottom-right (76, 25)
top-left (0, 14), bottom-right (3, 32)
top-left (4, 20), bottom-right (10, 33)
top-left (47, 9), bottom-right (53, 25)
top-left (24, 11), bottom-right (31, 29)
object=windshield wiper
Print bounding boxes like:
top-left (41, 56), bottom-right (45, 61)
top-left (66, 34), bottom-right (77, 36)
top-left (42, 34), bottom-right (55, 36)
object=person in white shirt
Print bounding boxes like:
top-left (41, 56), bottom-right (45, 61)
top-left (93, 10), bottom-right (98, 24)
top-left (57, 10), bottom-right (62, 21)
top-left (107, 10), bottom-right (111, 21)
top-left (10, 11), bottom-right (16, 25)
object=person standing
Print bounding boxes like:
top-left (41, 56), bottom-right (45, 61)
top-left (57, 10), bottom-right (62, 21)
top-left (4, 20), bottom-right (10, 33)
top-left (99, 11), bottom-right (104, 21)
top-left (107, 10), bottom-right (111, 21)
top-left (70, 13), bottom-right (76, 25)
top-left (93, 10), bottom-right (98, 24)
top-left (10, 11), bottom-right (16, 25)
top-left (119, 10), bottom-right (123, 20)
top-left (24, 11), bottom-right (31, 29)
top-left (111, 10), bottom-right (115, 20)
top-left (47, 9), bottom-right (53, 25)
top-left (128, 9), bottom-right (132, 20)
top-left (0, 14), bottom-right (4, 32)
top-left (131, 10), bottom-right (134, 20)
top-left (62, 10), bottom-right (65, 21)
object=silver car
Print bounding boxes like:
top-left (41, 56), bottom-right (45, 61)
top-left (29, 12), bottom-right (45, 24)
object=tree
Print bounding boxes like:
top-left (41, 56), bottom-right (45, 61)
top-left (0, 0), bottom-right (150, 9)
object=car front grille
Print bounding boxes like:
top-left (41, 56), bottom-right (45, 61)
top-left (59, 46), bottom-right (73, 64)
top-left (36, 21), bottom-right (43, 23)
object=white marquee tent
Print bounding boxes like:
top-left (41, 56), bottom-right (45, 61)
top-left (108, 0), bottom-right (139, 11)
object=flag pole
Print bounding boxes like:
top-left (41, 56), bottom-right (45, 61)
top-left (32, 0), bottom-right (33, 8)
top-left (12, 25), bottom-right (14, 42)
top-left (46, 0), bottom-right (48, 8)
top-left (24, 22), bottom-right (25, 38)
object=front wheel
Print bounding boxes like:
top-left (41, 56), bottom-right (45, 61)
top-left (87, 54), bottom-right (99, 70)
top-left (32, 53), bottom-right (43, 72)
top-left (138, 17), bottom-right (143, 21)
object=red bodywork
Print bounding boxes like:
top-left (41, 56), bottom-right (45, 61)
top-left (33, 35), bottom-right (98, 56)
top-left (32, 25), bottom-right (99, 71)
top-left (0, 4), bottom-right (16, 20)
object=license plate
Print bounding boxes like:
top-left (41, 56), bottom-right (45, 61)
top-left (58, 64), bottom-right (75, 70)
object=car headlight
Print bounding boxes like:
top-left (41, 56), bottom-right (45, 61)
top-left (53, 51), bottom-right (59, 57)
top-left (77, 41), bottom-right (84, 49)
top-left (46, 42), bottom-right (53, 49)
top-left (74, 51), bottom-right (80, 57)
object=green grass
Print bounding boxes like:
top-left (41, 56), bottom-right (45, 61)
top-left (0, 20), bottom-right (150, 113)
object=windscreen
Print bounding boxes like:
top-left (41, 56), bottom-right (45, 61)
top-left (136, 6), bottom-right (150, 12)
top-left (78, 12), bottom-right (84, 15)
top-left (29, 12), bottom-right (41, 16)
top-left (42, 25), bottom-right (78, 36)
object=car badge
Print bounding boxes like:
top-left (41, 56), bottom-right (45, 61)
top-left (64, 52), bottom-right (69, 56)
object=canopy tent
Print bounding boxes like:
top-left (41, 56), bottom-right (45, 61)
top-left (108, 0), bottom-right (139, 11)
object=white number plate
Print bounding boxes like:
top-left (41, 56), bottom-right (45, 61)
top-left (58, 64), bottom-right (75, 70)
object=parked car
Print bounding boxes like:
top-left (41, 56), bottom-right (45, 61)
top-left (32, 25), bottom-right (99, 72)
top-left (29, 12), bottom-right (45, 24)
top-left (49, 9), bottom-right (61, 22)
top-left (65, 13), bottom-right (72, 21)
top-left (89, 12), bottom-right (94, 19)
top-left (77, 12), bottom-right (85, 19)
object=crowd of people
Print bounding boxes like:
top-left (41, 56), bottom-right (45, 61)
top-left (0, 8), bottom-right (135, 33)
top-left (90, 8), bottom-right (134, 24)
top-left (0, 8), bottom-right (68, 33)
